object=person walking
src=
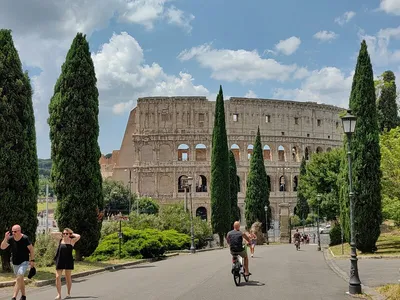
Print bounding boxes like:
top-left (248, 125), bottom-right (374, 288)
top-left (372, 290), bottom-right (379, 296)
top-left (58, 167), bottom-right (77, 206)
top-left (249, 230), bottom-right (257, 257)
top-left (0, 225), bottom-right (35, 300)
top-left (52, 228), bottom-right (80, 300)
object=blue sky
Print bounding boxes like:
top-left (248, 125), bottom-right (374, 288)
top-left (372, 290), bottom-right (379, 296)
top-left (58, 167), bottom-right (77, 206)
top-left (1, 0), bottom-right (400, 158)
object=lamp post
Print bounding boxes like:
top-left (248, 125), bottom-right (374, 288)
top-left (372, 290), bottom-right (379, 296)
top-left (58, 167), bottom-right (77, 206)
top-left (316, 194), bottom-right (321, 251)
top-left (341, 109), bottom-right (362, 295)
top-left (188, 177), bottom-right (196, 254)
top-left (264, 205), bottom-right (269, 245)
top-left (124, 168), bottom-right (133, 215)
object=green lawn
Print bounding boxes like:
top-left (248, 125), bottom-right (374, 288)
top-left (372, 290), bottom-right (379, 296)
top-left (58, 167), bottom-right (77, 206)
top-left (0, 259), bottom-right (139, 283)
top-left (377, 284), bottom-right (400, 300)
top-left (330, 226), bottom-right (400, 257)
top-left (37, 202), bottom-right (57, 212)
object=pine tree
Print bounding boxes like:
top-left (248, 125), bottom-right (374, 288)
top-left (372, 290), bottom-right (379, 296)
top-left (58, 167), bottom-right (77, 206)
top-left (340, 40), bottom-right (382, 253)
top-left (0, 29), bottom-right (38, 271)
top-left (48, 33), bottom-right (103, 260)
top-left (377, 71), bottom-right (398, 132)
top-left (245, 127), bottom-right (270, 232)
top-left (229, 150), bottom-right (240, 227)
top-left (210, 86), bottom-right (231, 246)
top-left (295, 157), bottom-right (309, 221)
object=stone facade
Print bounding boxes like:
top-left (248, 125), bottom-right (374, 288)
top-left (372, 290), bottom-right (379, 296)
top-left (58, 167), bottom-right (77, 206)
top-left (109, 96), bottom-right (344, 225)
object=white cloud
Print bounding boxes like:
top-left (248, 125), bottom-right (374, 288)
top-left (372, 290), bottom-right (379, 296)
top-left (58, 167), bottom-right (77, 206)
top-left (293, 67), bottom-right (310, 79)
top-left (165, 6), bottom-right (195, 33)
top-left (275, 36), bottom-right (301, 55)
top-left (313, 30), bottom-right (338, 42)
top-left (359, 26), bottom-right (400, 67)
top-left (335, 11), bottom-right (356, 26)
top-left (379, 0), bottom-right (400, 15)
top-left (92, 32), bottom-right (209, 114)
top-left (274, 67), bottom-right (354, 108)
top-left (178, 43), bottom-right (298, 82)
top-left (244, 90), bottom-right (258, 98)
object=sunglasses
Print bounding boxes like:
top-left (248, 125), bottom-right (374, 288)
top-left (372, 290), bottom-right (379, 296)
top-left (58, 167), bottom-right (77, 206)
top-left (63, 233), bottom-right (72, 235)
top-left (12, 231), bottom-right (18, 233)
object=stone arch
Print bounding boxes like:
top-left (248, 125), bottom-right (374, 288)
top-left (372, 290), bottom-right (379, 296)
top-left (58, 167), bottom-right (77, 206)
top-left (195, 144), bottom-right (207, 161)
top-left (196, 175), bottom-right (207, 192)
top-left (291, 146), bottom-right (299, 162)
top-left (141, 145), bottom-right (153, 161)
top-left (278, 145), bottom-right (285, 162)
top-left (305, 147), bottom-right (310, 161)
top-left (247, 144), bottom-right (254, 160)
top-left (327, 147), bottom-right (332, 152)
top-left (196, 207), bottom-right (207, 221)
top-left (293, 175), bottom-right (298, 192)
top-left (178, 175), bottom-right (188, 193)
top-left (231, 144), bottom-right (240, 161)
top-left (316, 146), bottom-right (323, 154)
top-left (279, 175), bottom-right (286, 192)
top-left (159, 144), bottom-right (172, 161)
top-left (178, 144), bottom-right (190, 161)
top-left (263, 145), bottom-right (271, 161)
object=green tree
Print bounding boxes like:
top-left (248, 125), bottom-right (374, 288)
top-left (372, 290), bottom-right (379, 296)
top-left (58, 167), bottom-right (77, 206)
top-left (229, 150), bottom-right (240, 227)
top-left (299, 149), bottom-right (343, 221)
top-left (210, 86), bottom-right (231, 245)
top-left (295, 157), bottom-right (309, 221)
top-left (0, 30), bottom-right (39, 272)
top-left (245, 127), bottom-right (270, 232)
top-left (48, 33), bottom-right (103, 260)
top-left (103, 179), bottom-right (135, 216)
top-left (133, 196), bottom-right (160, 215)
top-left (376, 71), bottom-right (399, 132)
top-left (380, 127), bottom-right (400, 226)
top-left (340, 40), bottom-right (382, 253)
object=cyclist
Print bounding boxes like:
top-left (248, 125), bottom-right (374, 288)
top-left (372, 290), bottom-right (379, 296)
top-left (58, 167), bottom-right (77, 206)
top-left (293, 229), bottom-right (301, 249)
top-left (226, 221), bottom-right (252, 276)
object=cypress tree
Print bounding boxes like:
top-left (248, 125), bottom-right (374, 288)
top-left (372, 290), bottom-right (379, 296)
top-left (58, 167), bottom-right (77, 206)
top-left (340, 40), bottom-right (382, 253)
top-left (377, 71), bottom-right (398, 132)
top-left (0, 29), bottom-right (38, 271)
top-left (48, 33), bottom-right (103, 260)
top-left (245, 127), bottom-right (270, 232)
top-left (295, 157), bottom-right (309, 221)
top-left (210, 86), bottom-right (231, 246)
top-left (229, 150), bottom-right (240, 227)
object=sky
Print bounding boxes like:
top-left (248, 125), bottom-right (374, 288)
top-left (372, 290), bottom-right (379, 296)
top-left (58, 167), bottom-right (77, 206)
top-left (1, 0), bottom-right (400, 158)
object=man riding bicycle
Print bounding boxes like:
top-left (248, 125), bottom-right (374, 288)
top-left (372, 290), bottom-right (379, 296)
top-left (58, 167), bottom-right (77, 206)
top-left (226, 221), bottom-right (252, 276)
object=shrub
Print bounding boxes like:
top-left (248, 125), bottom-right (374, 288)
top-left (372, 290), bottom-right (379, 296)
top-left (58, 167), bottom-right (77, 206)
top-left (34, 233), bottom-right (59, 267)
top-left (133, 197), bottom-right (160, 215)
top-left (127, 214), bottom-right (159, 230)
top-left (329, 222), bottom-right (344, 246)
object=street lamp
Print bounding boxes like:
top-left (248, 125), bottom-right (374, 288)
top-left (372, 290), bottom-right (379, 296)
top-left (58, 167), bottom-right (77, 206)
top-left (316, 194), bottom-right (322, 251)
top-left (124, 168), bottom-right (133, 215)
top-left (264, 205), bottom-right (269, 245)
top-left (341, 109), bottom-right (362, 295)
top-left (183, 176), bottom-right (196, 254)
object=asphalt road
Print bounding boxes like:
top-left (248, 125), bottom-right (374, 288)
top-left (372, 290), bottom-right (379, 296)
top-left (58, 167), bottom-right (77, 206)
top-left (0, 243), bottom-right (349, 300)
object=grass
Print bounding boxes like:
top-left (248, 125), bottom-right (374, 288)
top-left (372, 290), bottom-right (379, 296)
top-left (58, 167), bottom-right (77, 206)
top-left (377, 284), bottom-right (400, 300)
top-left (37, 202), bottom-right (57, 212)
top-left (330, 225), bottom-right (400, 257)
top-left (0, 258), bottom-right (139, 283)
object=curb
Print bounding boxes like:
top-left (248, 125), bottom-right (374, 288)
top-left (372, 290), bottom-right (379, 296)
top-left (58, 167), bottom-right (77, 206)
top-left (323, 248), bottom-right (385, 300)
top-left (0, 253), bottom-right (179, 289)
top-left (328, 247), bottom-right (400, 260)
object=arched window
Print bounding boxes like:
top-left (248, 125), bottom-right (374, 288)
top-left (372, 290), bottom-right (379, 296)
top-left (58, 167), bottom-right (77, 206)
top-left (196, 207), bottom-right (207, 221)
top-left (247, 144), bottom-right (254, 160)
top-left (195, 144), bottom-right (207, 161)
top-left (316, 147), bottom-right (323, 154)
top-left (263, 145), bottom-right (271, 161)
top-left (178, 144), bottom-right (189, 161)
top-left (305, 147), bottom-right (310, 161)
top-left (292, 146), bottom-right (299, 162)
top-left (278, 145), bottom-right (285, 162)
top-left (178, 175), bottom-right (188, 193)
top-left (196, 175), bottom-right (207, 192)
top-left (327, 147), bottom-right (332, 152)
top-left (231, 144), bottom-right (240, 161)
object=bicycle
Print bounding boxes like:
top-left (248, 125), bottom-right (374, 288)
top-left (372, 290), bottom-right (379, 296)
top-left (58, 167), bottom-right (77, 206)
top-left (231, 246), bottom-right (250, 286)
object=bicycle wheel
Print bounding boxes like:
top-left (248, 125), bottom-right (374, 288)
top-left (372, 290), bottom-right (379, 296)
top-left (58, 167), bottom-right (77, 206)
top-left (233, 272), bottom-right (241, 286)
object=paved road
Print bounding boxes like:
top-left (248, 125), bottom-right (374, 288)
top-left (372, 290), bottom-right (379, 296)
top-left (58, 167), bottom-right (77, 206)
top-left (0, 244), bottom-right (349, 300)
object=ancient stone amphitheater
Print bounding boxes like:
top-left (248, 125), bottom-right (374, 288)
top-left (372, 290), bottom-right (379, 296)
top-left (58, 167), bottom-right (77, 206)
top-left (101, 96), bottom-right (344, 229)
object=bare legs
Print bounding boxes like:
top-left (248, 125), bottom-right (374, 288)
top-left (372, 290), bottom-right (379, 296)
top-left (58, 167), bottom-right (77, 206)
top-left (243, 256), bottom-right (250, 275)
top-left (55, 269), bottom-right (72, 299)
top-left (55, 270), bottom-right (63, 299)
top-left (65, 270), bottom-right (72, 296)
top-left (250, 244), bottom-right (255, 257)
top-left (13, 275), bottom-right (25, 298)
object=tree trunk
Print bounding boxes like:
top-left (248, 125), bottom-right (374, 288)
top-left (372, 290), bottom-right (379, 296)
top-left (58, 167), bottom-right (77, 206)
top-left (219, 234), bottom-right (224, 247)
top-left (74, 249), bottom-right (82, 261)
top-left (1, 249), bottom-right (12, 273)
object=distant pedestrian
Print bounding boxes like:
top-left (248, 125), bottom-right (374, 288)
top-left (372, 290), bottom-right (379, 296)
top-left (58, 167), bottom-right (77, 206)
top-left (249, 230), bottom-right (257, 257)
top-left (0, 225), bottom-right (35, 300)
top-left (52, 228), bottom-right (81, 300)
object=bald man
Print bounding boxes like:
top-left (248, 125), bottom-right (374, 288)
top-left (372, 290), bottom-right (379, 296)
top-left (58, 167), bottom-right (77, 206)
top-left (1, 225), bottom-right (35, 300)
top-left (226, 221), bottom-right (252, 276)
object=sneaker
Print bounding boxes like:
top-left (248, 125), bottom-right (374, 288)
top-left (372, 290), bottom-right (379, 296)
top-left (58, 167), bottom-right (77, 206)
top-left (11, 297), bottom-right (16, 300)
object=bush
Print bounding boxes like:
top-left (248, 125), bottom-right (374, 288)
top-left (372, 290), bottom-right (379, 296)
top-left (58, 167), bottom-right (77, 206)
top-left (329, 222), bottom-right (344, 246)
top-left (34, 233), bottom-right (59, 267)
top-left (89, 228), bottom-right (190, 261)
top-left (133, 197), bottom-right (160, 215)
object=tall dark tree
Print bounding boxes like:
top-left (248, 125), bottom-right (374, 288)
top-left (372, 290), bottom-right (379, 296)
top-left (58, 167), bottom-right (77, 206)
top-left (295, 156), bottom-right (309, 221)
top-left (245, 127), bottom-right (270, 232)
top-left (376, 70), bottom-right (398, 132)
top-left (210, 86), bottom-right (231, 246)
top-left (48, 33), bottom-right (103, 260)
top-left (0, 29), bottom-right (38, 271)
top-left (339, 40), bottom-right (382, 253)
top-left (229, 150), bottom-right (240, 227)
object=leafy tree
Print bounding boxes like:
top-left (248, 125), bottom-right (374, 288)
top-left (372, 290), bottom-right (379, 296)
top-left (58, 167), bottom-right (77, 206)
top-left (133, 196), bottom-right (160, 215)
top-left (380, 127), bottom-right (400, 226)
top-left (210, 86), bottom-right (231, 246)
top-left (0, 29), bottom-right (39, 271)
top-left (339, 40), bottom-right (382, 253)
top-left (245, 127), bottom-right (270, 232)
top-left (295, 157), bottom-right (309, 221)
top-left (103, 179), bottom-right (135, 216)
top-left (229, 150), bottom-right (240, 227)
top-left (299, 149), bottom-right (343, 221)
top-left (376, 71), bottom-right (399, 132)
top-left (49, 33), bottom-right (103, 260)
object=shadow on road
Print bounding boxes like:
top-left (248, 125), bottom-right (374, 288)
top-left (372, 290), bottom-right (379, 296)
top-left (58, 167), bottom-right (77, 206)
top-left (239, 280), bottom-right (265, 287)
top-left (125, 265), bottom-right (156, 270)
top-left (63, 297), bottom-right (98, 299)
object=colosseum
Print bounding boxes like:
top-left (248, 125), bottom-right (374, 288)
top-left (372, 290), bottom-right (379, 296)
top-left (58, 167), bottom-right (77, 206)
top-left (102, 96), bottom-right (344, 233)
